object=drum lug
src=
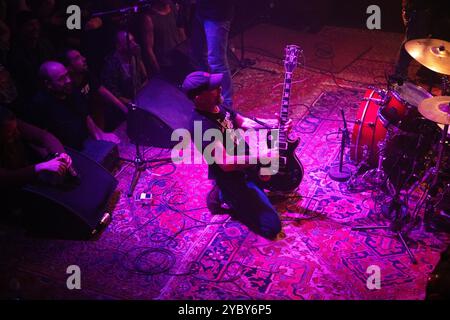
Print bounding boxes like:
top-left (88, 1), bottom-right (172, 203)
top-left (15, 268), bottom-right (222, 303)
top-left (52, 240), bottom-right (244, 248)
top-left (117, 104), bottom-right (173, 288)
top-left (362, 145), bottom-right (370, 162)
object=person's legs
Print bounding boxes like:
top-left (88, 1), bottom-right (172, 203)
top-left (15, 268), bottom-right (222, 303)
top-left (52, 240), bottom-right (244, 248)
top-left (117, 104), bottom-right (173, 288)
top-left (394, 10), bottom-right (432, 78)
top-left (215, 173), bottom-right (281, 239)
top-left (190, 15), bottom-right (208, 71)
top-left (204, 19), bottom-right (233, 109)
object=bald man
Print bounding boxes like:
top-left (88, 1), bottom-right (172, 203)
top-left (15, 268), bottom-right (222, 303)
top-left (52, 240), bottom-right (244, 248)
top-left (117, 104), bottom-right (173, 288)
top-left (29, 61), bottom-right (120, 150)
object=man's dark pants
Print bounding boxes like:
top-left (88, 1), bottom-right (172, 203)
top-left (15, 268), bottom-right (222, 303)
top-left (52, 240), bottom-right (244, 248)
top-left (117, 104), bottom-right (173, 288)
top-left (214, 171), bottom-right (281, 239)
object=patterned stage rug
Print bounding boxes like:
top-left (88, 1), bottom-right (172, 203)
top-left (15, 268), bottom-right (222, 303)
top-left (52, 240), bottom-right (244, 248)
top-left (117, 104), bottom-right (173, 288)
top-left (1, 60), bottom-right (449, 300)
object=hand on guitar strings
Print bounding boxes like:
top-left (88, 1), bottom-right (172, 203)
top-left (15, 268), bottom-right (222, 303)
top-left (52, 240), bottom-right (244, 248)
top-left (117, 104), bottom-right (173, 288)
top-left (274, 113), bottom-right (294, 134)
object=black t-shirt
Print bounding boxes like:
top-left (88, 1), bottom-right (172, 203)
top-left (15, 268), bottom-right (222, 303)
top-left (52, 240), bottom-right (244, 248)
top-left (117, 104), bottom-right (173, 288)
top-left (150, 4), bottom-right (182, 68)
top-left (77, 72), bottom-right (101, 99)
top-left (196, 0), bottom-right (236, 22)
top-left (29, 91), bottom-right (90, 150)
top-left (192, 105), bottom-right (248, 179)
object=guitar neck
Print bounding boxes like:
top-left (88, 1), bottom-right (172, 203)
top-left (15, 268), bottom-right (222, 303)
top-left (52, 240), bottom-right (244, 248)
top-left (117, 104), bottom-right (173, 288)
top-left (279, 71), bottom-right (293, 143)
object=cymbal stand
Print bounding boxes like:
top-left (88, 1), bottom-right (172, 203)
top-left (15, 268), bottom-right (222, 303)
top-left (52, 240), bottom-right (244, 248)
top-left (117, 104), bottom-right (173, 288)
top-left (408, 124), bottom-right (450, 224)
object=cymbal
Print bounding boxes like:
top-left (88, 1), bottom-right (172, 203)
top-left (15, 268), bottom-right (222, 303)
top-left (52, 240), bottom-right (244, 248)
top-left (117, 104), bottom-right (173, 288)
top-left (405, 39), bottom-right (450, 75)
top-left (419, 96), bottom-right (450, 125)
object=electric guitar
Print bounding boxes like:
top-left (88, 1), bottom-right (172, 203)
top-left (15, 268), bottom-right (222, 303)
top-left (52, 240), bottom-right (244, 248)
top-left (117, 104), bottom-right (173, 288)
top-left (257, 44), bottom-right (304, 192)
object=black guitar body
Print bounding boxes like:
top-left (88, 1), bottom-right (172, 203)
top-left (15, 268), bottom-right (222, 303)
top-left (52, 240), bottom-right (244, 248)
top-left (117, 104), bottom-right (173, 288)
top-left (258, 138), bottom-right (304, 193)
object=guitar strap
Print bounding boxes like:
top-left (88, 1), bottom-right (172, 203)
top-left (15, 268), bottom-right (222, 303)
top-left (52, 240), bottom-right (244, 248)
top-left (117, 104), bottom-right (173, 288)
top-left (251, 117), bottom-right (273, 130)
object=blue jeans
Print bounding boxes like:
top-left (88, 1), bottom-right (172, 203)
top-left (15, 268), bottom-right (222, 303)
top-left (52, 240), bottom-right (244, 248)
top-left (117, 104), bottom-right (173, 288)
top-left (191, 16), bottom-right (233, 108)
top-left (215, 172), bottom-right (281, 239)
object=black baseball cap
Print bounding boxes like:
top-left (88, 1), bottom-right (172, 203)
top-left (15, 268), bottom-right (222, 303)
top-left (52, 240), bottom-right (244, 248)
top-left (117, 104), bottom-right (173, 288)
top-left (182, 71), bottom-right (223, 99)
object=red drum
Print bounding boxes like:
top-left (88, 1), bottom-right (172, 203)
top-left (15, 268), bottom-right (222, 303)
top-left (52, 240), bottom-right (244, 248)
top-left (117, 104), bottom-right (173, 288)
top-left (351, 89), bottom-right (388, 166)
top-left (380, 82), bottom-right (433, 131)
top-left (351, 87), bottom-right (440, 188)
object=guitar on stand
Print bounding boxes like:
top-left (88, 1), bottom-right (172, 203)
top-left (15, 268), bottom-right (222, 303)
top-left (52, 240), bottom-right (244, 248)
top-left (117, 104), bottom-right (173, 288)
top-left (257, 45), bottom-right (304, 192)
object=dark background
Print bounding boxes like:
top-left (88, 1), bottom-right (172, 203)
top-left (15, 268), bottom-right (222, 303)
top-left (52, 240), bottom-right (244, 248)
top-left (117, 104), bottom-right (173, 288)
top-left (233, 0), bottom-right (403, 34)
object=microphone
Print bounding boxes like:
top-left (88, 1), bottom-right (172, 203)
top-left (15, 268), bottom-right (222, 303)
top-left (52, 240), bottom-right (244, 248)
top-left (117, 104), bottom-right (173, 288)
top-left (66, 163), bottom-right (81, 185)
top-left (67, 164), bottom-right (79, 178)
top-left (53, 153), bottom-right (81, 183)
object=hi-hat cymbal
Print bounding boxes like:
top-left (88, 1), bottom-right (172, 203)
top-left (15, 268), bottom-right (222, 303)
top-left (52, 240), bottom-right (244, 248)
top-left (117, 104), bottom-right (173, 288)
top-left (419, 96), bottom-right (450, 125)
top-left (405, 39), bottom-right (450, 75)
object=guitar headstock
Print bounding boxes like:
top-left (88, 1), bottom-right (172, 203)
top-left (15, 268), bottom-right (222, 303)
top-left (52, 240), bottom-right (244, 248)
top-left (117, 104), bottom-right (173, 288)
top-left (284, 45), bottom-right (302, 73)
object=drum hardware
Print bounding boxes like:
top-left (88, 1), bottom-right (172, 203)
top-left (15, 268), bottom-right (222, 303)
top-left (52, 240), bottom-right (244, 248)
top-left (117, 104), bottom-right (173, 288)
top-left (435, 183), bottom-right (450, 214)
top-left (353, 142), bottom-right (419, 264)
top-left (364, 87), bottom-right (390, 106)
top-left (367, 85), bottom-right (388, 96)
top-left (360, 136), bottom-right (388, 188)
top-left (349, 84), bottom-right (445, 263)
top-left (361, 145), bottom-right (370, 162)
top-left (350, 38), bottom-right (450, 259)
top-left (406, 99), bottom-right (450, 232)
top-left (347, 145), bottom-right (370, 192)
top-left (363, 97), bottom-right (386, 105)
top-left (441, 76), bottom-right (449, 95)
top-left (408, 134), bottom-right (425, 181)
top-left (352, 184), bottom-right (418, 264)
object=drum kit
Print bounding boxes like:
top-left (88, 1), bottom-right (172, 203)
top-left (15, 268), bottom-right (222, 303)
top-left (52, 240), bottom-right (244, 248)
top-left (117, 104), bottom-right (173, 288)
top-left (348, 38), bottom-right (450, 264)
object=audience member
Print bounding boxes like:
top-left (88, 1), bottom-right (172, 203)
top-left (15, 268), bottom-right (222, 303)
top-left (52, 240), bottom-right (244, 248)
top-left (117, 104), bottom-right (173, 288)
top-left (133, 0), bottom-right (186, 78)
top-left (0, 105), bottom-right (71, 189)
top-left (101, 30), bottom-right (148, 105)
top-left (63, 49), bottom-right (128, 129)
top-left (191, 0), bottom-right (236, 108)
top-left (8, 10), bottom-right (55, 98)
top-left (29, 61), bottom-right (120, 151)
top-left (0, 64), bottom-right (21, 115)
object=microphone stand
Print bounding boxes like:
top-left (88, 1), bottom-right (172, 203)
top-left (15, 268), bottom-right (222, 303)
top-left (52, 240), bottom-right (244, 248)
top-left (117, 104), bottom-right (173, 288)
top-left (329, 109), bottom-right (352, 182)
top-left (92, 2), bottom-right (172, 198)
top-left (230, 1), bottom-right (278, 78)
